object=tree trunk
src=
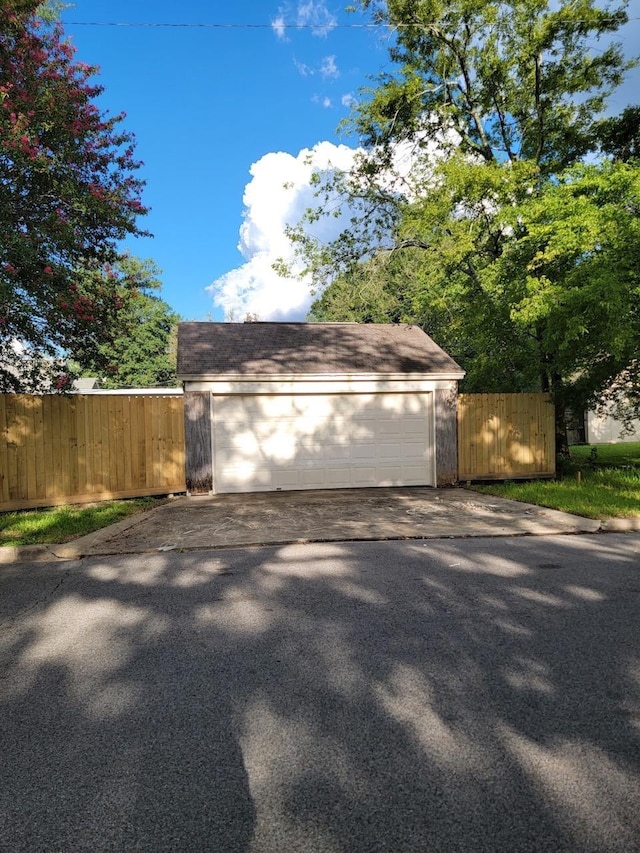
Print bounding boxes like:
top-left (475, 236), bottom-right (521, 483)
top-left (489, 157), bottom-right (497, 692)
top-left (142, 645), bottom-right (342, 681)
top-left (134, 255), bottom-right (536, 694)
top-left (541, 368), bottom-right (569, 460)
top-left (555, 405), bottom-right (569, 459)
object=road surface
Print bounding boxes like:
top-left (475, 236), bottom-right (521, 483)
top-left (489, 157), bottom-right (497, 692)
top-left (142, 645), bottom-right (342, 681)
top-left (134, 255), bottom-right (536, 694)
top-left (1, 534), bottom-right (639, 851)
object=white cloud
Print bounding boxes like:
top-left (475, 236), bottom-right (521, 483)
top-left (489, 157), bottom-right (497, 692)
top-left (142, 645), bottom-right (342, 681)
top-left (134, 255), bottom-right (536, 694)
top-left (341, 92), bottom-right (357, 108)
top-left (271, 14), bottom-right (286, 39)
top-left (297, 1), bottom-right (337, 37)
top-left (294, 55), bottom-right (340, 79)
top-left (312, 94), bottom-right (333, 108)
top-left (320, 55), bottom-right (339, 79)
top-left (208, 119), bottom-right (459, 322)
top-left (208, 142), bottom-right (359, 321)
top-left (293, 58), bottom-right (313, 76)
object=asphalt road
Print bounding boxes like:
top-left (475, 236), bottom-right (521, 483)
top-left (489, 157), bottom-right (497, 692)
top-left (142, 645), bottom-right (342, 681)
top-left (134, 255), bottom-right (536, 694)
top-left (1, 534), bottom-right (640, 852)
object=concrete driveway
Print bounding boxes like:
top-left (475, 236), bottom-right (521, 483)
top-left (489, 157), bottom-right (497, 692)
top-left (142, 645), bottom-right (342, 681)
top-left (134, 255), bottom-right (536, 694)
top-left (8, 487), bottom-right (605, 563)
top-left (1, 535), bottom-right (640, 851)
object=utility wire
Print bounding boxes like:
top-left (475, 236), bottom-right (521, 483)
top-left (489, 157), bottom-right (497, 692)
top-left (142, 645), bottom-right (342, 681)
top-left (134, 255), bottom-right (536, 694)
top-left (65, 21), bottom-right (382, 29)
top-left (63, 18), bottom-right (639, 29)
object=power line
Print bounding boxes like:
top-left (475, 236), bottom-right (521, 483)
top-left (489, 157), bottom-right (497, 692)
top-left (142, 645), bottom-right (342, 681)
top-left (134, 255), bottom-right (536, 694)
top-left (64, 21), bottom-right (379, 29)
top-left (63, 18), bottom-right (639, 29)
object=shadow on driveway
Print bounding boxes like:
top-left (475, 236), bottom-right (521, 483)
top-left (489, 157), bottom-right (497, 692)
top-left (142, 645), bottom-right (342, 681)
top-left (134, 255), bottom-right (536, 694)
top-left (64, 487), bottom-right (600, 558)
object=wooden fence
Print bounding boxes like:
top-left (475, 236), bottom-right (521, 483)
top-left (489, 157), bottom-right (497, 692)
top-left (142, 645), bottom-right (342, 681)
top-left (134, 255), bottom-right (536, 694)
top-left (1, 391), bottom-right (555, 511)
top-left (0, 394), bottom-right (185, 511)
top-left (457, 393), bottom-right (555, 480)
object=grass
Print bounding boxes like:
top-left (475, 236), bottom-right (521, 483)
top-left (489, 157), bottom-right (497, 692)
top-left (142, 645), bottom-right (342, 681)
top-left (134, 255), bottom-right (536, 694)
top-left (0, 497), bottom-right (162, 547)
top-left (471, 442), bottom-right (640, 519)
top-left (569, 442), bottom-right (640, 469)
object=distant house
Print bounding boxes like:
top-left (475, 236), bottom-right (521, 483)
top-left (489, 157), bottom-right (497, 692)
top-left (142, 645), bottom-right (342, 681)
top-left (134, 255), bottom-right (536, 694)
top-left (177, 321), bottom-right (465, 495)
top-left (72, 377), bottom-right (100, 392)
top-left (584, 408), bottom-right (640, 444)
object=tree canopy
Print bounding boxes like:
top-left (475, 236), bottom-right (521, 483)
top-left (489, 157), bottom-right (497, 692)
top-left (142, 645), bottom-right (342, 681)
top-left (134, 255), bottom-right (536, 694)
top-left (72, 256), bottom-right (180, 389)
top-left (353, 0), bottom-right (630, 172)
top-left (294, 0), bottom-right (639, 446)
top-left (0, 0), bottom-right (149, 391)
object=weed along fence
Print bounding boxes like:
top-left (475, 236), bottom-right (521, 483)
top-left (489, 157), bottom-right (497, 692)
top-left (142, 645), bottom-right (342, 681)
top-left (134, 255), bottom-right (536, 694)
top-left (457, 393), bottom-right (556, 480)
top-left (0, 394), bottom-right (186, 511)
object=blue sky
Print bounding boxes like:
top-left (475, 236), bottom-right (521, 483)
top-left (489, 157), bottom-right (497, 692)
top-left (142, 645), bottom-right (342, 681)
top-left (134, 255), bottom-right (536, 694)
top-left (60, 1), bottom-right (382, 321)
top-left (60, 1), bottom-right (640, 322)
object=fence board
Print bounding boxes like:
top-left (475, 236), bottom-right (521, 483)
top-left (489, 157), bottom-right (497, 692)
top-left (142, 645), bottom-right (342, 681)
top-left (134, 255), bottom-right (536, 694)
top-left (458, 392), bottom-right (555, 480)
top-left (0, 396), bottom-right (7, 504)
top-left (0, 394), bottom-right (185, 511)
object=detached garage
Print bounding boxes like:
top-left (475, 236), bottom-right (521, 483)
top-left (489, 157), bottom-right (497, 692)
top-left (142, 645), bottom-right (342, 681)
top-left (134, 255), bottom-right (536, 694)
top-left (177, 322), bottom-right (465, 494)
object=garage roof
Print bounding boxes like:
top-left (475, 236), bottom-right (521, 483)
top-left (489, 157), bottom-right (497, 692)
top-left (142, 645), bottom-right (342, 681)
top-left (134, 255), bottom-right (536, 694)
top-left (178, 322), bottom-right (464, 377)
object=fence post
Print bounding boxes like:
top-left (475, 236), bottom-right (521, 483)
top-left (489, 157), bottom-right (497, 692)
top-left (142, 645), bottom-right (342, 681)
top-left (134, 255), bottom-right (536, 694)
top-left (435, 383), bottom-right (458, 486)
top-left (183, 391), bottom-right (213, 494)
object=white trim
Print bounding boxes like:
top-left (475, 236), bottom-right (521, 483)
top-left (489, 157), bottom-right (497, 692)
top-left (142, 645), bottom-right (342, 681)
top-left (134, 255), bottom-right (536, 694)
top-left (180, 371), bottom-right (464, 383)
top-left (210, 394), bottom-right (217, 495)
top-left (431, 390), bottom-right (438, 486)
top-left (186, 378), bottom-right (457, 395)
top-left (73, 387), bottom-right (183, 395)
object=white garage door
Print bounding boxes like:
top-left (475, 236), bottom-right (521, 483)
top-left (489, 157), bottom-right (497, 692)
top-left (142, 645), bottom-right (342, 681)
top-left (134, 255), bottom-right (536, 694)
top-left (212, 392), bottom-right (434, 493)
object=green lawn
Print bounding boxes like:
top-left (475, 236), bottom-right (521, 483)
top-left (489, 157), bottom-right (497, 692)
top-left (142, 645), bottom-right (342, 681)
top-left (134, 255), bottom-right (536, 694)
top-left (0, 497), bottom-right (161, 547)
top-left (472, 442), bottom-right (640, 519)
top-left (569, 442), bottom-right (640, 469)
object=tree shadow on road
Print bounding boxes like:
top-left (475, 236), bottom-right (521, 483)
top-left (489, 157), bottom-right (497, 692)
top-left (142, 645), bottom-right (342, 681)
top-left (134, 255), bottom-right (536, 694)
top-left (1, 533), bottom-right (639, 851)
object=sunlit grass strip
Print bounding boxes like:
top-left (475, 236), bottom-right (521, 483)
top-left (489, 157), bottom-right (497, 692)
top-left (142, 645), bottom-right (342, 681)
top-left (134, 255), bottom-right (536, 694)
top-left (473, 467), bottom-right (640, 519)
top-left (0, 498), bottom-right (159, 547)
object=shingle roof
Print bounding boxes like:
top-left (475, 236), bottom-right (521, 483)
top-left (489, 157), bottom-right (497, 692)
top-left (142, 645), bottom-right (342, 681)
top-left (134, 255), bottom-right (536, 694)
top-left (177, 322), bottom-right (464, 377)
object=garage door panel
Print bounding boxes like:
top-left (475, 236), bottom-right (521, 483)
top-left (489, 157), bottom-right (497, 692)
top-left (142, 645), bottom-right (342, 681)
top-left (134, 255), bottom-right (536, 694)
top-left (324, 445), bottom-right (352, 462)
top-left (272, 469), bottom-right (304, 489)
top-left (350, 442), bottom-right (376, 460)
top-left (380, 441), bottom-right (423, 460)
top-left (376, 465), bottom-right (407, 484)
top-left (401, 419), bottom-right (430, 438)
top-left (213, 392), bottom-right (434, 493)
top-left (375, 420), bottom-right (404, 439)
top-left (216, 465), bottom-right (272, 493)
top-left (214, 446), bottom-right (260, 467)
top-left (325, 468), bottom-right (353, 486)
top-left (351, 467), bottom-right (379, 486)
top-left (299, 469), bottom-right (327, 488)
top-left (401, 441), bottom-right (429, 460)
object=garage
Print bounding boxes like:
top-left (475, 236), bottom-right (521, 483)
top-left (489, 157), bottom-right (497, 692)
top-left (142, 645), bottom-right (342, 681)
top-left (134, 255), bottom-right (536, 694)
top-left (212, 391), bottom-right (433, 493)
top-left (177, 322), bottom-right (464, 494)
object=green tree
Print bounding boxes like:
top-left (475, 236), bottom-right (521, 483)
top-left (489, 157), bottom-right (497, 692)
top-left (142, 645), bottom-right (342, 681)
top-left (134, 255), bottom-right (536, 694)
top-left (73, 256), bottom-right (180, 389)
top-left (491, 161), bottom-right (640, 423)
top-left (592, 105), bottom-right (640, 162)
top-left (0, 0), bottom-right (148, 391)
top-left (297, 0), bottom-right (637, 449)
top-left (309, 157), bottom-right (545, 394)
top-left (352, 0), bottom-right (630, 172)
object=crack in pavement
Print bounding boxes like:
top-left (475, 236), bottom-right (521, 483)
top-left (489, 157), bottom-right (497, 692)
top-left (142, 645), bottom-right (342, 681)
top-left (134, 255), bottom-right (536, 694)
top-left (0, 568), bottom-right (71, 630)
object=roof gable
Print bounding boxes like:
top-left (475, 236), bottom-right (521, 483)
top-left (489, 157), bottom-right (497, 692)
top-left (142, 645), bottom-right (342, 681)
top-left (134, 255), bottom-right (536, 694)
top-left (177, 322), bottom-right (464, 377)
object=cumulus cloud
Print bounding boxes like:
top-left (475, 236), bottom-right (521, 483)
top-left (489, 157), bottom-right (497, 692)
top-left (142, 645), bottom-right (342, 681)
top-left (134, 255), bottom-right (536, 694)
top-left (208, 142), bottom-right (359, 321)
top-left (341, 92), bottom-right (357, 108)
top-left (312, 94), bottom-right (333, 108)
top-left (208, 122), bottom-right (458, 322)
top-left (297, 0), bottom-right (337, 37)
top-left (320, 55), bottom-right (339, 79)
